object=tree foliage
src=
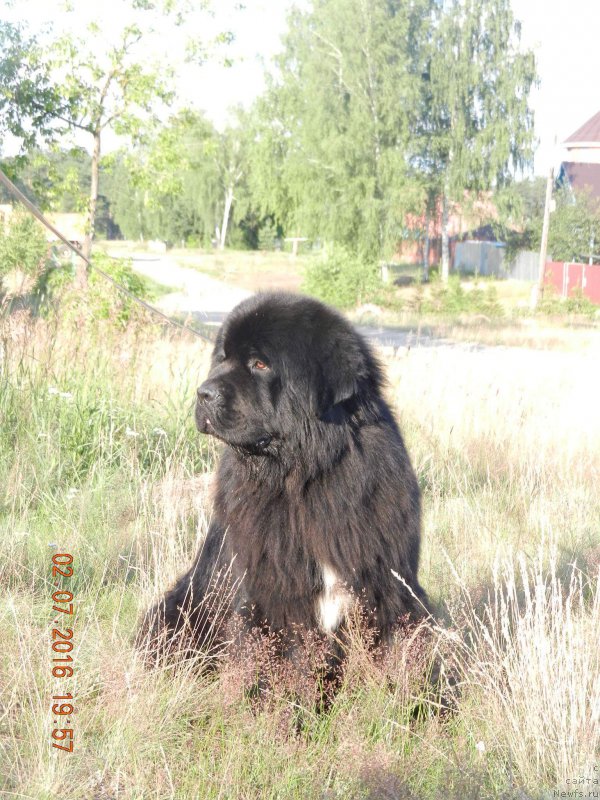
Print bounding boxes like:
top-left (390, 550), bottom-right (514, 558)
top-left (105, 111), bottom-right (221, 245)
top-left (0, 211), bottom-right (48, 281)
top-left (102, 109), bottom-right (262, 248)
top-left (419, 0), bottom-right (536, 277)
top-left (535, 188), bottom-right (600, 263)
top-left (2, 0), bottom-right (537, 279)
top-left (0, 22), bottom-right (64, 152)
top-left (423, 0), bottom-right (536, 195)
top-left (248, 0), bottom-right (432, 259)
top-left (3, 147), bottom-right (90, 212)
top-left (47, 10), bottom-right (180, 260)
top-left (246, 0), bottom-right (535, 268)
top-left (494, 181), bottom-right (600, 265)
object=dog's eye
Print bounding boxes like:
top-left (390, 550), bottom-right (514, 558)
top-left (251, 359), bottom-right (269, 372)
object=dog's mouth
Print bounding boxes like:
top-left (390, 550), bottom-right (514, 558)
top-left (196, 412), bottom-right (226, 441)
top-left (196, 408), bottom-right (273, 454)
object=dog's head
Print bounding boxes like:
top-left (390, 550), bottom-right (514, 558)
top-left (195, 292), bottom-right (383, 457)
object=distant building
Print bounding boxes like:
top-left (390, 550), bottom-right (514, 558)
top-left (398, 192), bottom-right (500, 268)
top-left (558, 110), bottom-right (600, 203)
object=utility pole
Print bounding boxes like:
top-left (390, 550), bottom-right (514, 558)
top-left (534, 139), bottom-right (557, 308)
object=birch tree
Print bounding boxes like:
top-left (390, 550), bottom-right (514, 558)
top-left (421, 0), bottom-right (536, 280)
top-left (249, 0), bottom-right (432, 258)
top-left (215, 122), bottom-right (247, 250)
top-left (108, 110), bottom-right (222, 245)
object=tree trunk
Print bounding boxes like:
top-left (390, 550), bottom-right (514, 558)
top-left (219, 184), bottom-right (234, 250)
top-left (423, 207), bottom-right (430, 282)
top-left (81, 130), bottom-right (101, 286)
top-left (441, 192), bottom-right (450, 282)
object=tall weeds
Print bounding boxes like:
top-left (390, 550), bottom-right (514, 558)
top-left (443, 546), bottom-right (600, 790)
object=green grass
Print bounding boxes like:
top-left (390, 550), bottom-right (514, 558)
top-left (1, 304), bottom-right (599, 798)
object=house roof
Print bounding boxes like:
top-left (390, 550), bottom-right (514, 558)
top-left (560, 161), bottom-right (600, 201)
top-left (565, 110), bottom-right (600, 145)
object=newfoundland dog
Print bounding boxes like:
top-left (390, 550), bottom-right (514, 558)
top-left (140, 292), bottom-right (428, 668)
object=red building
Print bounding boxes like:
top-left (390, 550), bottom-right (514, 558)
top-left (397, 193), bottom-right (499, 267)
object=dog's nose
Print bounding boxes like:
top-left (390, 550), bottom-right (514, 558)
top-left (197, 381), bottom-right (220, 403)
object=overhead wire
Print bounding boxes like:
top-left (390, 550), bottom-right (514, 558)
top-left (0, 167), bottom-right (214, 342)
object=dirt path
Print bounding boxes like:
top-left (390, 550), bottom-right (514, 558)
top-left (132, 254), bottom-right (251, 327)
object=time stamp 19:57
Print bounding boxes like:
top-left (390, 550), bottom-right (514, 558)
top-left (50, 553), bottom-right (75, 753)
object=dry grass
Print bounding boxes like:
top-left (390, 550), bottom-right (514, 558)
top-left (443, 547), bottom-right (600, 786)
top-left (1, 306), bottom-right (599, 798)
top-left (100, 241), bottom-right (306, 293)
top-left (357, 314), bottom-right (600, 351)
top-left (386, 341), bottom-right (600, 596)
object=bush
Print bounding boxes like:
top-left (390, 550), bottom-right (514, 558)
top-left (44, 252), bottom-right (150, 328)
top-left (0, 211), bottom-right (49, 285)
top-left (538, 287), bottom-right (599, 318)
top-left (422, 276), bottom-right (504, 317)
top-left (303, 248), bottom-right (381, 309)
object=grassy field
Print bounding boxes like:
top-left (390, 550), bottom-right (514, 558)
top-left (100, 242), bottom-right (305, 293)
top-left (1, 297), bottom-right (599, 798)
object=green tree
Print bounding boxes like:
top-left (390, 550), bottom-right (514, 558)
top-left (488, 176), bottom-right (546, 259)
top-left (419, 0), bottom-right (536, 280)
top-left (249, 0), bottom-right (432, 259)
top-left (533, 188), bottom-right (600, 264)
top-left (2, 147), bottom-right (90, 212)
top-left (0, 22), bottom-right (64, 152)
top-left (100, 153), bottom-right (148, 241)
top-left (18, 0), bottom-right (235, 279)
top-left (106, 111), bottom-right (222, 246)
top-left (104, 110), bottom-right (257, 249)
top-left (215, 121), bottom-right (246, 250)
top-left (47, 13), bottom-right (176, 269)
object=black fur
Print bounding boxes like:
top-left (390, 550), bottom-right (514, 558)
top-left (139, 292), bottom-right (428, 663)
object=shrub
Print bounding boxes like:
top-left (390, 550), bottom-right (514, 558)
top-left (538, 286), bottom-right (598, 318)
top-left (44, 252), bottom-right (150, 328)
top-left (0, 211), bottom-right (49, 286)
top-left (422, 276), bottom-right (504, 317)
top-left (303, 248), bottom-right (381, 309)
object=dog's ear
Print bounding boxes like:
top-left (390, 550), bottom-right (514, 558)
top-left (315, 337), bottom-right (366, 416)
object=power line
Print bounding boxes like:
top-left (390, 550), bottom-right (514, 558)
top-left (0, 167), bottom-right (214, 343)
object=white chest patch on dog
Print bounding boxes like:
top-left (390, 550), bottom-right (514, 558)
top-left (317, 565), bottom-right (351, 634)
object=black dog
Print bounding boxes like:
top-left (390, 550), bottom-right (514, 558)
top-left (140, 292), bottom-right (428, 668)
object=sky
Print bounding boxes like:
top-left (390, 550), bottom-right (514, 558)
top-left (510, 0), bottom-right (600, 175)
top-left (5, 0), bottom-right (600, 177)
